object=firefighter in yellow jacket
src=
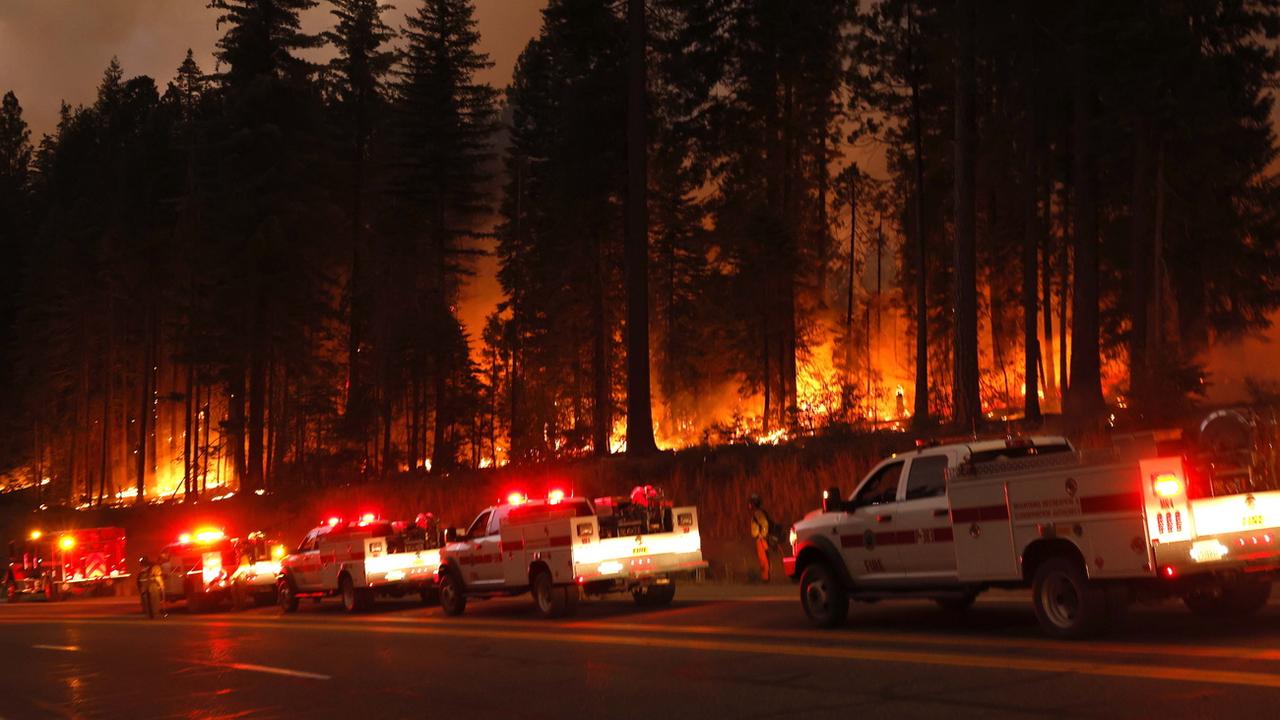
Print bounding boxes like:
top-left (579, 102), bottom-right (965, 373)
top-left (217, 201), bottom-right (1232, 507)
top-left (749, 494), bottom-right (774, 582)
top-left (137, 556), bottom-right (165, 619)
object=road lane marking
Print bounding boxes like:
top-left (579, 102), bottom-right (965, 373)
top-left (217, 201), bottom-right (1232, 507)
top-left (10, 613), bottom-right (1280, 665)
top-left (31, 644), bottom-right (80, 652)
top-left (190, 660), bottom-right (330, 680)
top-left (11, 616), bottom-right (1280, 689)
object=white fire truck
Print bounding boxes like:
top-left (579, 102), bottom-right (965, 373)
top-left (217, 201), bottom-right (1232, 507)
top-left (278, 514), bottom-right (443, 613)
top-left (786, 421), bottom-right (1280, 638)
top-left (435, 489), bottom-right (706, 618)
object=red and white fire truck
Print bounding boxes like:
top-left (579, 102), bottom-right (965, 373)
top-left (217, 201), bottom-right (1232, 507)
top-left (158, 528), bottom-right (238, 612)
top-left (786, 419), bottom-right (1280, 638)
top-left (4, 527), bottom-right (129, 601)
top-left (157, 528), bottom-right (289, 612)
top-left (277, 514), bottom-right (443, 613)
top-left (436, 488), bottom-right (706, 618)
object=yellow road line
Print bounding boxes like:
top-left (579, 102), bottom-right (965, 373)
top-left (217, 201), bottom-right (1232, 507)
top-left (4, 616), bottom-right (1280, 689)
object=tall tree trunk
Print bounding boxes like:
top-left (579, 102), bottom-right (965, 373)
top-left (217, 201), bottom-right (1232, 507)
top-left (952, 0), bottom-right (981, 431)
top-left (908, 0), bottom-right (930, 427)
top-left (135, 311), bottom-right (150, 504)
top-left (1022, 111), bottom-right (1042, 425)
top-left (845, 169), bottom-right (858, 386)
top-left (1057, 174), bottom-right (1071, 396)
top-left (247, 310), bottom-right (265, 492)
top-left (184, 363), bottom-right (194, 501)
top-left (1128, 121), bottom-right (1152, 415)
top-left (1148, 141), bottom-right (1166, 367)
top-left (1021, 15), bottom-right (1042, 425)
top-left (592, 233), bottom-right (611, 456)
top-left (624, 0), bottom-right (659, 455)
top-left (1041, 173), bottom-right (1056, 403)
top-left (1065, 16), bottom-right (1104, 428)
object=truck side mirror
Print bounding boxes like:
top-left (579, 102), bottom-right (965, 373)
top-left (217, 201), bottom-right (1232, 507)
top-left (444, 528), bottom-right (460, 543)
top-left (822, 487), bottom-right (844, 513)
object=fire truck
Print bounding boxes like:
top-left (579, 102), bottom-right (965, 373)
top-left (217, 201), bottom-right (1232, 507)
top-left (158, 529), bottom-right (238, 612)
top-left (228, 531), bottom-right (287, 609)
top-left (435, 488), bottom-right (706, 618)
top-left (277, 514), bottom-right (443, 613)
top-left (786, 418), bottom-right (1280, 638)
top-left (4, 527), bottom-right (129, 601)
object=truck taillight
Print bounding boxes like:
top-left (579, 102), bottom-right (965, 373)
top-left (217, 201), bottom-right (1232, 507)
top-left (1152, 473), bottom-right (1183, 498)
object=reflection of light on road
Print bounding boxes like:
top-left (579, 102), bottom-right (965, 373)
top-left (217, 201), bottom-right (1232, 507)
top-left (32, 644), bottom-right (80, 652)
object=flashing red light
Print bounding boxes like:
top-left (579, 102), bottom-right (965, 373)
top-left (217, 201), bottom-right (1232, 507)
top-left (359, 512), bottom-right (376, 526)
top-left (1152, 473), bottom-right (1183, 498)
top-left (326, 517), bottom-right (341, 527)
top-left (507, 492), bottom-right (527, 506)
top-left (178, 533), bottom-right (193, 544)
top-left (548, 489), bottom-right (566, 505)
top-left (1161, 565), bottom-right (1177, 579)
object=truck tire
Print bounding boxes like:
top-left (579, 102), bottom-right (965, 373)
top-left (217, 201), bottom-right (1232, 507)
top-left (632, 583), bottom-right (676, 607)
top-left (278, 578), bottom-right (300, 614)
top-left (340, 575), bottom-right (373, 613)
top-left (532, 570), bottom-right (577, 618)
top-left (1032, 557), bottom-right (1109, 639)
top-left (800, 562), bottom-right (849, 628)
top-left (439, 569), bottom-right (467, 617)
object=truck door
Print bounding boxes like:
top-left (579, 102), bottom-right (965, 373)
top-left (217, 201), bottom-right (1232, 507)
top-left (893, 453), bottom-right (959, 579)
top-left (456, 510), bottom-right (503, 587)
top-left (838, 459), bottom-right (907, 582)
top-left (290, 531), bottom-right (323, 591)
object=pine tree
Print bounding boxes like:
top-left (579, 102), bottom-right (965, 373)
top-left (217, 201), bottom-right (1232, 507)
top-left (324, 0), bottom-right (395, 451)
top-left (391, 0), bottom-right (499, 470)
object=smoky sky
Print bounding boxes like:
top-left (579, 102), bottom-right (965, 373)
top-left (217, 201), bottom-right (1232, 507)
top-left (0, 0), bottom-right (547, 139)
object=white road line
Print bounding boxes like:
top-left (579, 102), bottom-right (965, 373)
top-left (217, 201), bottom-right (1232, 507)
top-left (220, 662), bottom-right (330, 680)
top-left (31, 644), bottom-right (80, 652)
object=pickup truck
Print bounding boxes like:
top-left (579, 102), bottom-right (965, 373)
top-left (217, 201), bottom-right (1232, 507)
top-left (436, 489), bottom-right (706, 618)
top-left (278, 515), bottom-right (443, 613)
top-left (786, 429), bottom-right (1280, 638)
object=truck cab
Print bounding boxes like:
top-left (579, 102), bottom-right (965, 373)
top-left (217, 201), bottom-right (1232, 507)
top-left (158, 529), bottom-right (236, 612)
top-left (789, 437), bottom-right (1072, 588)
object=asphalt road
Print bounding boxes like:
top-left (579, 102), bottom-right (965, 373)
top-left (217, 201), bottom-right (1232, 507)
top-left (3, 584), bottom-right (1280, 719)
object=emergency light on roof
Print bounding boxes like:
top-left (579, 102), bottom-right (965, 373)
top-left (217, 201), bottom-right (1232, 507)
top-left (195, 529), bottom-right (225, 544)
top-left (548, 489), bottom-right (565, 505)
top-left (29, 530), bottom-right (42, 541)
top-left (359, 513), bottom-right (377, 526)
top-left (326, 517), bottom-right (341, 527)
top-left (58, 535), bottom-right (75, 551)
top-left (507, 492), bottom-right (527, 506)
top-left (178, 533), bottom-right (192, 544)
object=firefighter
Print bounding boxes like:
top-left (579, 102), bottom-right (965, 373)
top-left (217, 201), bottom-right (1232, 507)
top-left (749, 494), bottom-right (774, 582)
top-left (136, 556), bottom-right (165, 619)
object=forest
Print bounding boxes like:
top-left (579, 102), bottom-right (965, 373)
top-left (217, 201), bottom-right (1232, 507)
top-left (1, 0), bottom-right (1279, 507)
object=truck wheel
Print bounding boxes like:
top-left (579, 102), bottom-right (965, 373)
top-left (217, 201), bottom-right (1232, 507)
top-left (799, 562), bottom-right (849, 628)
top-left (632, 583), bottom-right (676, 607)
top-left (532, 570), bottom-right (576, 618)
top-left (439, 569), bottom-right (467, 617)
top-left (340, 575), bottom-right (373, 613)
top-left (278, 578), bottom-right (299, 614)
top-left (1032, 557), bottom-right (1109, 639)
